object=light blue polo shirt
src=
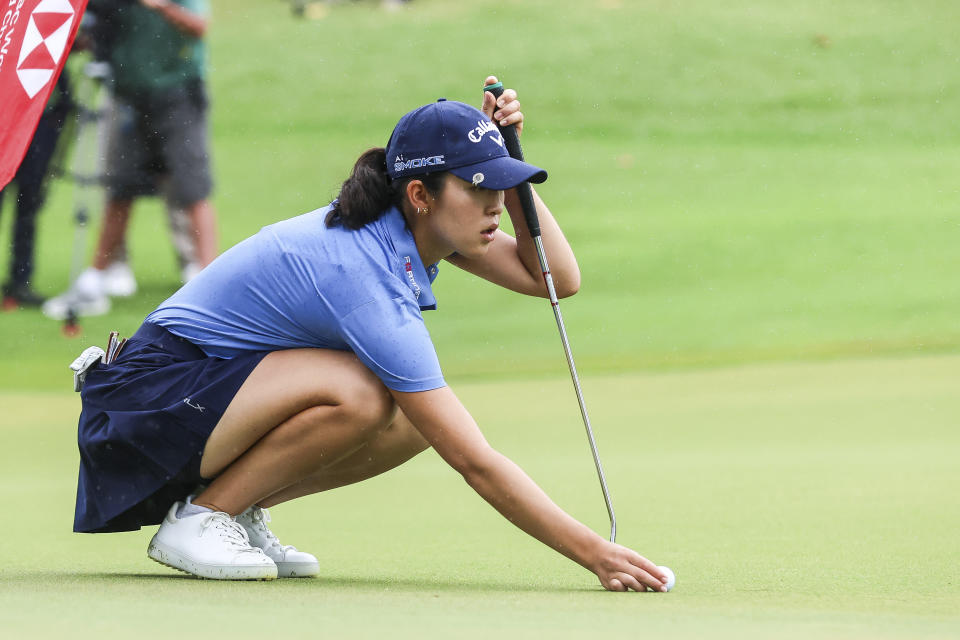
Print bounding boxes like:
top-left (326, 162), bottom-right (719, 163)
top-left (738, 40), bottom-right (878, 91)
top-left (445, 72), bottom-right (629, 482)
top-left (146, 205), bottom-right (445, 392)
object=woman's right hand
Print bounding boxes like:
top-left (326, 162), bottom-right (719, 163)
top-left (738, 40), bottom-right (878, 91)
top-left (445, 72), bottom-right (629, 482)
top-left (590, 540), bottom-right (671, 592)
top-left (391, 385), bottom-right (671, 593)
top-left (481, 76), bottom-right (523, 135)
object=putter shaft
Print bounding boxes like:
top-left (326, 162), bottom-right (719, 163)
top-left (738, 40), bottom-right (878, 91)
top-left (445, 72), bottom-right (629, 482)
top-left (481, 82), bottom-right (616, 542)
top-left (533, 236), bottom-right (617, 543)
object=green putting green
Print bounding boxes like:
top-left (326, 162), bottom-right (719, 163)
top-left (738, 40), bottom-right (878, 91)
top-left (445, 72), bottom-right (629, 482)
top-left (1, 355), bottom-right (958, 637)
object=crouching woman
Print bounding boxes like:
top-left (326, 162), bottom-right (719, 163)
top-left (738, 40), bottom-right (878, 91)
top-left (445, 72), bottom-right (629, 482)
top-left (73, 77), bottom-right (670, 592)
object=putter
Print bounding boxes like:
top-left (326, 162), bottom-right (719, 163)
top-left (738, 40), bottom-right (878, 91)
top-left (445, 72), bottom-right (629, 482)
top-left (484, 82), bottom-right (617, 542)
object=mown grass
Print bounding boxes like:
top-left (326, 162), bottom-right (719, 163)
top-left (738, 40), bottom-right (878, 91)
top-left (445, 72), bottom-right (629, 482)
top-left (2, 0), bottom-right (958, 387)
top-left (1, 355), bottom-right (958, 638)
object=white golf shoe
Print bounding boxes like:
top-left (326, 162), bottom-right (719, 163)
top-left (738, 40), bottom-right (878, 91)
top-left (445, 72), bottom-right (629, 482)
top-left (102, 261), bottom-right (138, 297)
top-left (147, 502), bottom-right (278, 580)
top-left (236, 506), bottom-right (320, 578)
top-left (41, 268), bottom-right (110, 320)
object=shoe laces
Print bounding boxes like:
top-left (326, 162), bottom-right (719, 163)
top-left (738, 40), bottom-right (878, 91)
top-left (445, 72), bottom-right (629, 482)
top-left (246, 507), bottom-right (294, 555)
top-left (199, 512), bottom-right (261, 554)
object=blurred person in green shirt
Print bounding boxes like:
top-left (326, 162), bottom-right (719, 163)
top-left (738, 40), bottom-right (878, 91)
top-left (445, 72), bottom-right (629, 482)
top-left (44, 0), bottom-right (218, 320)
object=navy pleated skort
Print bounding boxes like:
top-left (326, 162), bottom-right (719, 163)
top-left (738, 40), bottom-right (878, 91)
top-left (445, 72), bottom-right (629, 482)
top-left (74, 322), bottom-right (269, 533)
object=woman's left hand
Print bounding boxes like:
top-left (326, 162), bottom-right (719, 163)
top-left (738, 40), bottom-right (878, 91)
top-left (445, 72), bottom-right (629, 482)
top-left (482, 76), bottom-right (523, 136)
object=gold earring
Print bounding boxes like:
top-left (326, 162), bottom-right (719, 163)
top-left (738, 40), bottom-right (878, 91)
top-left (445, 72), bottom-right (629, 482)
top-left (422, 207), bottom-right (430, 215)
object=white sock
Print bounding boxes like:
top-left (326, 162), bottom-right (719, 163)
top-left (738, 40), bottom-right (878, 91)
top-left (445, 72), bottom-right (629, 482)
top-left (176, 496), bottom-right (213, 519)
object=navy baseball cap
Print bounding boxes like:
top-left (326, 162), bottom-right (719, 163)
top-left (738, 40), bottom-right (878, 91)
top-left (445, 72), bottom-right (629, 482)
top-left (385, 99), bottom-right (547, 190)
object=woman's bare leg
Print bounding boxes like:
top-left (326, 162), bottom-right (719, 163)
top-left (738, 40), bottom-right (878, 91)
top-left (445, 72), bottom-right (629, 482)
top-left (192, 348), bottom-right (396, 515)
top-left (259, 409), bottom-right (429, 507)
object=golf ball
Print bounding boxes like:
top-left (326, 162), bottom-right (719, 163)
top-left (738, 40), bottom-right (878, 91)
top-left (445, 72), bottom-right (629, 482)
top-left (658, 566), bottom-right (676, 592)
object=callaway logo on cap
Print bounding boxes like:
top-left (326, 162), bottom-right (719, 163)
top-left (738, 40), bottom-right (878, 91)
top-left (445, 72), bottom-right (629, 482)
top-left (386, 99), bottom-right (547, 190)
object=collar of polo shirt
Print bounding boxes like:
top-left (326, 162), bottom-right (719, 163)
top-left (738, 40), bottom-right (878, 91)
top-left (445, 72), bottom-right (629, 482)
top-left (382, 207), bottom-right (439, 311)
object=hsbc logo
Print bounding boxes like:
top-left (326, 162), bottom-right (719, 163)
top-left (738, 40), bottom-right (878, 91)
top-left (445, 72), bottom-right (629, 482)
top-left (0, 0), bottom-right (76, 99)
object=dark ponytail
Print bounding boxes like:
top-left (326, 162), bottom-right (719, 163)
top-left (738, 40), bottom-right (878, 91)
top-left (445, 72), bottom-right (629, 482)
top-left (326, 147), bottom-right (447, 229)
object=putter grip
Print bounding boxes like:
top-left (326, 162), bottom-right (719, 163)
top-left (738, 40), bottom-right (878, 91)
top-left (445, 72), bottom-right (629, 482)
top-left (484, 82), bottom-right (541, 238)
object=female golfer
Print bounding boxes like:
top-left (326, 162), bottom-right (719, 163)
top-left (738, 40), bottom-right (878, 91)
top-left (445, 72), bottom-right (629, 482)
top-left (74, 77), bottom-right (670, 591)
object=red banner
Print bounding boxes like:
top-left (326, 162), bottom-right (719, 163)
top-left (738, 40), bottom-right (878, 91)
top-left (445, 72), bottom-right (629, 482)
top-left (0, 0), bottom-right (87, 189)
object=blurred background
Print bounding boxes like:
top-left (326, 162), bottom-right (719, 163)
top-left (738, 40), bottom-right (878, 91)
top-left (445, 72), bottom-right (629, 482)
top-left (3, 0), bottom-right (958, 387)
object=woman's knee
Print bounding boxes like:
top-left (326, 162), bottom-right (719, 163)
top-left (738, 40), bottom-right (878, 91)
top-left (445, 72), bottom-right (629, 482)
top-left (335, 374), bottom-right (396, 432)
top-left (271, 355), bottom-right (395, 442)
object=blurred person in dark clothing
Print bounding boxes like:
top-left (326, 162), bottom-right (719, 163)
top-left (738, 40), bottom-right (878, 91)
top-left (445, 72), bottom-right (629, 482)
top-left (1, 74), bottom-right (74, 309)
